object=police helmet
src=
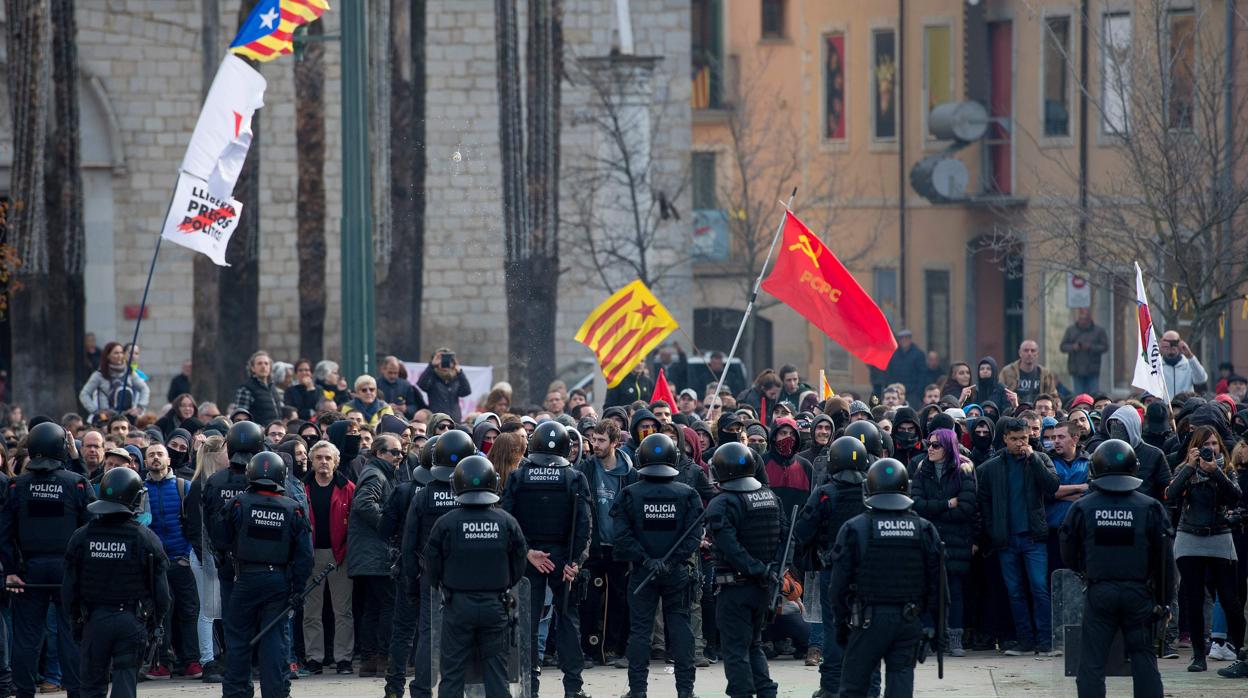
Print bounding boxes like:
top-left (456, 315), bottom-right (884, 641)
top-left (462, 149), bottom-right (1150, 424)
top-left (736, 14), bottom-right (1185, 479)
top-left (246, 451), bottom-right (287, 492)
top-left (637, 433), bottom-right (680, 478)
top-left (88, 466), bottom-right (145, 515)
top-left (414, 434), bottom-right (439, 486)
top-left (432, 429), bottom-right (475, 482)
top-left (864, 458), bottom-right (913, 511)
top-left (451, 455), bottom-right (500, 506)
top-left (1090, 439), bottom-right (1142, 493)
top-left (226, 420), bottom-right (266, 466)
top-left (527, 421), bottom-right (571, 467)
top-left (711, 442), bottom-right (762, 492)
top-left (843, 420), bottom-right (883, 458)
top-left (827, 436), bottom-right (869, 475)
top-left (25, 422), bottom-right (68, 471)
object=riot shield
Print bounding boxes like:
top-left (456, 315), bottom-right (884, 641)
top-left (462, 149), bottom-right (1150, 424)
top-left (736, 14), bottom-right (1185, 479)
top-left (431, 577), bottom-right (533, 698)
top-left (1051, 569), bottom-right (1129, 678)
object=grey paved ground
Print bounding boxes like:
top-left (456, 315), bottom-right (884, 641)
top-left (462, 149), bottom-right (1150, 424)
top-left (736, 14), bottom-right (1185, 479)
top-left (123, 650), bottom-right (1247, 697)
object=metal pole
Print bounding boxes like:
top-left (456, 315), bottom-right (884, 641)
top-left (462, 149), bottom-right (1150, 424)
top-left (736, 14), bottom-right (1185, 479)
top-left (121, 190), bottom-right (177, 403)
top-left (340, 0), bottom-right (376, 383)
top-left (710, 189), bottom-right (796, 403)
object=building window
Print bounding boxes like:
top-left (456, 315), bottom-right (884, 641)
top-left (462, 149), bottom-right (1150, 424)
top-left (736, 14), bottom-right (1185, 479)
top-left (925, 270), bottom-right (951, 362)
top-left (691, 152), bottom-right (717, 209)
top-left (1042, 15), bottom-right (1072, 137)
top-left (872, 29), bottom-right (898, 141)
top-left (692, 0), bottom-right (723, 109)
top-left (924, 24), bottom-right (953, 139)
top-left (1101, 12), bottom-right (1132, 136)
top-left (822, 32), bottom-right (846, 141)
top-left (873, 267), bottom-right (899, 327)
top-left (761, 0), bottom-right (785, 39)
top-left (1167, 9), bottom-right (1195, 130)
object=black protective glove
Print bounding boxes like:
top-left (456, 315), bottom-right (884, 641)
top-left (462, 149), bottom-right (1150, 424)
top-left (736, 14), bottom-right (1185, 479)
top-left (836, 622), bottom-right (850, 647)
top-left (643, 558), bottom-right (668, 576)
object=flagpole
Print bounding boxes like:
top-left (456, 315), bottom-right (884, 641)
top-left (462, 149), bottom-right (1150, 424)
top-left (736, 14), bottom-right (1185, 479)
top-left (710, 187), bottom-right (797, 406)
top-left (121, 192), bottom-right (177, 406)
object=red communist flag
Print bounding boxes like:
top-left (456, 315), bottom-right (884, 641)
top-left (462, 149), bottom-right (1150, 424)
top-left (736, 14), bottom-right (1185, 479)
top-left (651, 368), bottom-right (677, 409)
top-left (760, 211), bottom-right (897, 369)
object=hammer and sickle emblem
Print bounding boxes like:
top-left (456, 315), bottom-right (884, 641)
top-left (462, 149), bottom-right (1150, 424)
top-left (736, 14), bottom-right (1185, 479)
top-left (789, 234), bottom-right (821, 268)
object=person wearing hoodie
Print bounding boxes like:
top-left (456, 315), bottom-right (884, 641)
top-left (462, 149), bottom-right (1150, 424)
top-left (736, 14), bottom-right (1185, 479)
top-left (800, 415), bottom-right (835, 485)
top-left (325, 419), bottom-right (365, 483)
top-left (166, 428), bottom-right (195, 479)
top-left (1105, 406), bottom-right (1172, 503)
top-left (577, 419), bottom-right (638, 662)
top-left (761, 417), bottom-right (814, 516)
top-left (692, 420), bottom-right (716, 464)
top-left (472, 420), bottom-right (501, 457)
top-left (959, 357), bottom-right (1014, 411)
top-left (346, 433), bottom-right (402, 677)
top-left (890, 407), bottom-right (925, 467)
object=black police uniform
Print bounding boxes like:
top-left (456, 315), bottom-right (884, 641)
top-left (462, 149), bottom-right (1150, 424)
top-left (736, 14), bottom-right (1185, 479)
top-left (382, 451), bottom-right (435, 696)
top-left (202, 464), bottom-right (250, 618)
top-left (216, 487), bottom-right (313, 698)
top-left (706, 485), bottom-right (784, 698)
top-left (611, 475), bottom-right (704, 696)
top-left (403, 475), bottom-right (461, 697)
top-left (500, 456), bottom-right (592, 696)
top-left (63, 510), bottom-right (171, 698)
top-left (829, 508), bottom-right (942, 698)
top-left (1060, 484), bottom-right (1173, 696)
top-left (424, 502), bottom-right (527, 696)
top-left (0, 445), bottom-right (95, 698)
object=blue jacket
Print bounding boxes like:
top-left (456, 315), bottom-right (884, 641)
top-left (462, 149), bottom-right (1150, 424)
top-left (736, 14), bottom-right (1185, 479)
top-left (144, 475), bottom-right (190, 558)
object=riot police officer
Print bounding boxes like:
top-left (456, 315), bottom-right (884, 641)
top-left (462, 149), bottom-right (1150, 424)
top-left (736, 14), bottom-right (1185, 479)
top-left (500, 421), bottom-right (593, 698)
top-left (383, 434), bottom-right (438, 698)
top-left (404, 428), bottom-right (474, 698)
top-left (1059, 439), bottom-right (1174, 698)
top-left (425, 456), bottom-right (528, 697)
top-left (611, 434), bottom-right (704, 698)
top-left (842, 420), bottom-right (884, 462)
top-left (202, 421), bottom-right (264, 620)
top-left (0, 422), bottom-right (95, 698)
top-left (706, 441), bottom-right (785, 698)
top-left (829, 459), bottom-right (944, 698)
top-left (63, 467), bottom-right (171, 698)
top-left (794, 435), bottom-right (879, 698)
top-left (216, 452), bottom-right (313, 698)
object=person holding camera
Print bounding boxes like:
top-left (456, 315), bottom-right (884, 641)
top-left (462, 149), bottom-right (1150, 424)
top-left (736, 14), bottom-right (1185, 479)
top-left (416, 348), bottom-right (472, 422)
top-left (1165, 425), bottom-right (1244, 672)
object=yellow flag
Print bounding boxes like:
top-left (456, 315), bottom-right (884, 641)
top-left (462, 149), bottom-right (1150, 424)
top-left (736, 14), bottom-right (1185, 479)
top-left (820, 370), bottom-right (835, 399)
top-left (575, 280), bottom-right (678, 388)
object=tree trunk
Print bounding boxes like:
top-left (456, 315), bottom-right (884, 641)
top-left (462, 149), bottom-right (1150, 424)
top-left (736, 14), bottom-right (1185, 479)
top-left (3, 0), bottom-right (77, 413)
top-left (192, 0), bottom-right (221, 402)
top-left (376, 0), bottom-right (426, 359)
top-left (295, 19), bottom-right (326, 361)
top-left (215, 0), bottom-right (262, 403)
top-left (496, 0), bottom-right (562, 404)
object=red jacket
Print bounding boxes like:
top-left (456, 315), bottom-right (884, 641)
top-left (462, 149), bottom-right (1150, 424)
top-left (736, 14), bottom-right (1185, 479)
top-left (305, 472), bottom-right (354, 566)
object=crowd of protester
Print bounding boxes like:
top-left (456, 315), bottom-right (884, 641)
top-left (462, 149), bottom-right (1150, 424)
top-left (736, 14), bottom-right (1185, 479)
top-left (0, 323), bottom-right (1244, 693)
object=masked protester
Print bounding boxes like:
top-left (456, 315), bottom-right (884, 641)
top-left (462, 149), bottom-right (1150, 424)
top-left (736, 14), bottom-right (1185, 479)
top-left (762, 417), bottom-right (814, 515)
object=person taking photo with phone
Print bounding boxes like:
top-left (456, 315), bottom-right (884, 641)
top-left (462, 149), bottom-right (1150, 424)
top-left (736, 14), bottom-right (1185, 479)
top-left (416, 347), bottom-right (472, 422)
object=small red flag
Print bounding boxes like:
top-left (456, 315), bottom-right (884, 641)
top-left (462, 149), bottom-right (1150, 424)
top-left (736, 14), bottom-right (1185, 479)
top-left (760, 211), bottom-right (898, 369)
top-left (650, 367), bottom-right (677, 408)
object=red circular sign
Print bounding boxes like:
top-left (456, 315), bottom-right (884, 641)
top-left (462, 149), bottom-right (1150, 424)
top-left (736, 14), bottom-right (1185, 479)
top-left (1071, 275), bottom-right (1087, 289)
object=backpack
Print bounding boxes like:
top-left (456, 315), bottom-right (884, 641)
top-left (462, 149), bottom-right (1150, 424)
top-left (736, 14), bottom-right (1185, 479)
top-left (106, 374), bottom-right (136, 411)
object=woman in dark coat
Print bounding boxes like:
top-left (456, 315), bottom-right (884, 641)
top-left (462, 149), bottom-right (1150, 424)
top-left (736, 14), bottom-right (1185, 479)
top-left (910, 427), bottom-right (977, 657)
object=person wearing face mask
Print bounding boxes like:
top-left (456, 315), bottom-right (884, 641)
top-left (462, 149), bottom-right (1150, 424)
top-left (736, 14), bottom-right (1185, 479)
top-left (966, 417), bottom-right (997, 466)
top-left (325, 419), bottom-right (364, 483)
top-left (761, 417), bottom-right (814, 522)
top-left (959, 357), bottom-right (1016, 411)
top-left (472, 420), bottom-right (501, 456)
top-left (1165, 426), bottom-right (1245, 673)
top-left (1042, 422), bottom-right (1088, 579)
top-left (297, 421), bottom-right (323, 453)
top-left (745, 423), bottom-right (769, 453)
top-left (889, 407), bottom-right (924, 466)
top-left (166, 429), bottom-right (195, 479)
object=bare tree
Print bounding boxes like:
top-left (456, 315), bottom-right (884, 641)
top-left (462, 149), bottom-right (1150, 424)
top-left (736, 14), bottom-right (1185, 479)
top-left (295, 19), bottom-right (327, 360)
top-left (376, 0), bottom-right (426, 359)
top-left (562, 56), bottom-right (688, 294)
top-left (495, 0), bottom-right (563, 404)
top-left (994, 1), bottom-right (1248, 346)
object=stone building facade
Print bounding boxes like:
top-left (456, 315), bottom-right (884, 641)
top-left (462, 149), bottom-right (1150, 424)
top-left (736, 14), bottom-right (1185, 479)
top-left (0, 0), bottom-right (692, 404)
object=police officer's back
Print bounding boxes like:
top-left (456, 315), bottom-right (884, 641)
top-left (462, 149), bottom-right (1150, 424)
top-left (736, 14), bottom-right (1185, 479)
top-left (1059, 439), bottom-right (1174, 698)
top-left (706, 442), bottom-right (784, 698)
top-left (611, 434), bottom-right (703, 698)
top-left (203, 421), bottom-right (264, 612)
top-left (0, 422), bottom-right (95, 698)
top-left (500, 421), bottom-right (592, 698)
top-left (829, 459), bottom-right (943, 698)
top-left (217, 452), bottom-right (313, 698)
top-left (63, 467), bottom-right (171, 698)
top-left (424, 456), bottom-right (527, 697)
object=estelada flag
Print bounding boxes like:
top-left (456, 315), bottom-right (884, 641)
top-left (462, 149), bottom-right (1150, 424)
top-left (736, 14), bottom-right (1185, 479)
top-left (761, 211), bottom-right (897, 369)
top-left (576, 280), bottom-right (678, 388)
top-left (230, 0), bottom-right (331, 63)
top-left (651, 368), bottom-right (677, 409)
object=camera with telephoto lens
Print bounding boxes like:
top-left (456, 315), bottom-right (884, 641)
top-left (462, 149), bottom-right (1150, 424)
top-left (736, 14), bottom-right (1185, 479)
top-left (1199, 446), bottom-right (1215, 462)
top-left (1221, 507), bottom-right (1248, 531)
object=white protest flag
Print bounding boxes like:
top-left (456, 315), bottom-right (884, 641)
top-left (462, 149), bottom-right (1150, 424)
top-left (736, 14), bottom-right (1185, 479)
top-left (1131, 262), bottom-right (1169, 400)
top-left (180, 54), bottom-right (267, 199)
top-left (161, 172), bottom-right (243, 266)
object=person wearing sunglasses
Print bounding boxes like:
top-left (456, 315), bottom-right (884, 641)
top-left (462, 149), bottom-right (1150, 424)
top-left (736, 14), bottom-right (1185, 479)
top-left (348, 433), bottom-right (404, 677)
top-left (339, 374), bottom-right (396, 428)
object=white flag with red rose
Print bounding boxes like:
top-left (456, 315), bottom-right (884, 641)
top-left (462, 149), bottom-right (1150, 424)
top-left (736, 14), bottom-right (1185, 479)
top-left (1131, 262), bottom-right (1169, 400)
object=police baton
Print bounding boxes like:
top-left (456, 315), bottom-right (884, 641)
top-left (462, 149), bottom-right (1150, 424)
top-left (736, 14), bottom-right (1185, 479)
top-left (935, 540), bottom-right (947, 680)
top-left (249, 562), bottom-right (336, 649)
top-left (4, 583), bottom-right (62, 590)
top-left (634, 510), bottom-right (708, 593)
top-left (765, 506), bottom-right (801, 624)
